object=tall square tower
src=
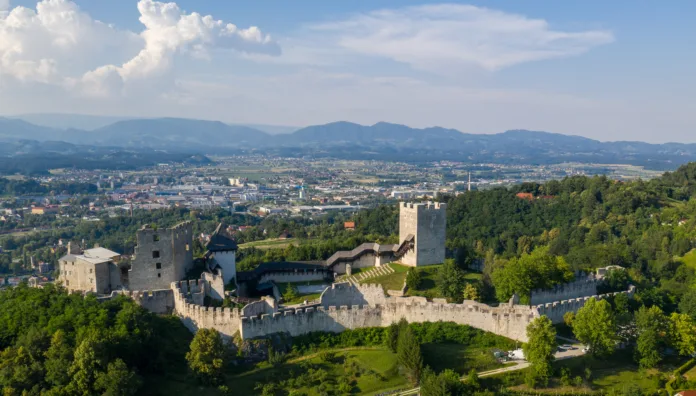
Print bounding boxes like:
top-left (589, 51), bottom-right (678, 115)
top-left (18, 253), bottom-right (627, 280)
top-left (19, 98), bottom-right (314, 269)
top-left (398, 201), bottom-right (447, 266)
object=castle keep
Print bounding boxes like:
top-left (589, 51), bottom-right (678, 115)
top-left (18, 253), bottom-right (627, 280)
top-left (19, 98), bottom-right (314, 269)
top-left (398, 202), bottom-right (446, 266)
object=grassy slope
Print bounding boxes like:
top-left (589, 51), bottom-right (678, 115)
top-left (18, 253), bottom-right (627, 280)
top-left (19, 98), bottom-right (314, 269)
top-left (422, 343), bottom-right (505, 374)
top-left (361, 263), bottom-right (409, 291)
top-left (490, 352), bottom-right (688, 395)
top-left (229, 348), bottom-right (407, 395)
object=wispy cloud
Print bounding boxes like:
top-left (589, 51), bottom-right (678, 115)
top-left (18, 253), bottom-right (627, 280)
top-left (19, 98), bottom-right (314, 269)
top-left (304, 4), bottom-right (614, 72)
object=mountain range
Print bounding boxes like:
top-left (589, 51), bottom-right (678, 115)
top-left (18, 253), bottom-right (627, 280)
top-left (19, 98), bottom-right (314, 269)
top-left (2, 116), bottom-right (696, 171)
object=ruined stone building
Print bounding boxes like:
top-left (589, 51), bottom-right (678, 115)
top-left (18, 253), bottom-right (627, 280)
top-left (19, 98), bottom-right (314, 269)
top-left (128, 222), bottom-right (194, 291)
top-left (58, 221), bottom-right (194, 294)
top-left (58, 244), bottom-right (123, 294)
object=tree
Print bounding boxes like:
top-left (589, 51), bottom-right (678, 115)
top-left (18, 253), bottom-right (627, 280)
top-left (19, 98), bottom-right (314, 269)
top-left (385, 322), bottom-right (400, 353)
top-left (669, 312), bottom-right (696, 357)
top-left (635, 305), bottom-right (666, 368)
top-left (0, 346), bottom-right (43, 393)
top-left (437, 259), bottom-right (466, 302)
top-left (563, 311), bottom-right (575, 328)
top-left (679, 289), bottom-right (696, 320)
top-left (492, 247), bottom-right (573, 304)
top-left (419, 367), bottom-right (463, 396)
top-left (397, 324), bottom-right (423, 385)
top-left (94, 359), bottom-right (142, 396)
top-left (462, 283), bottom-right (480, 302)
top-left (282, 283), bottom-right (298, 302)
top-left (523, 316), bottom-right (556, 387)
top-left (186, 329), bottom-right (226, 385)
top-left (406, 268), bottom-right (422, 290)
top-left (44, 330), bottom-right (73, 387)
top-left (572, 298), bottom-right (617, 357)
top-left (68, 333), bottom-right (107, 395)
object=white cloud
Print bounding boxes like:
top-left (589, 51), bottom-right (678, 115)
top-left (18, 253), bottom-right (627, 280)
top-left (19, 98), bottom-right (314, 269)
top-left (0, 0), bottom-right (280, 96)
top-left (0, 0), bottom-right (9, 12)
top-left (306, 4), bottom-right (614, 72)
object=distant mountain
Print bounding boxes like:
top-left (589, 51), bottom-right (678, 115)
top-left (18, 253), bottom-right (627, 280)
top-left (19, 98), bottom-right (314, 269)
top-left (9, 113), bottom-right (131, 131)
top-left (2, 117), bottom-right (696, 170)
top-left (85, 118), bottom-right (270, 149)
top-left (9, 113), bottom-right (298, 134)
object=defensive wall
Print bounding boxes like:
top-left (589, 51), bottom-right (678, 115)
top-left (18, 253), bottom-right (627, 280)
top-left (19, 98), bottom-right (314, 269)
top-left (530, 272), bottom-right (602, 305)
top-left (536, 285), bottom-right (636, 323)
top-left (97, 288), bottom-right (174, 315)
top-left (117, 277), bottom-right (635, 344)
top-left (325, 242), bottom-right (398, 275)
top-left (172, 279), bottom-right (243, 339)
top-left (257, 270), bottom-right (327, 285)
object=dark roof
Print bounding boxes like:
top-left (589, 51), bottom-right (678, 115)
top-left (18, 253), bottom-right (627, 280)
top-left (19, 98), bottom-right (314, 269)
top-left (206, 223), bottom-right (238, 252)
top-left (237, 261), bottom-right (328, 282)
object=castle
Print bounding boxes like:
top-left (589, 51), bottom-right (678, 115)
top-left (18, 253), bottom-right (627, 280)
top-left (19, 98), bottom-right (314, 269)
top-left (59, 202), bottom-right (634, 343)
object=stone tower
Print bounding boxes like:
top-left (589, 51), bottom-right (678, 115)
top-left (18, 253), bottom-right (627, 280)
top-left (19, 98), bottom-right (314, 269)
top-left (128, 221), bottom-right (194, 291)
top-left (398, 201), bottom-right (447, 266)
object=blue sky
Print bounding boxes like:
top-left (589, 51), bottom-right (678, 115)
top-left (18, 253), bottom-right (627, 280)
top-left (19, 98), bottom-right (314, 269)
top-left (0, 0), bottom-right (694, 142)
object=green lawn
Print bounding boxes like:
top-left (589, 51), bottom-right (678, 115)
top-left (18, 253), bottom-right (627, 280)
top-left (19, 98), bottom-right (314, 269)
top-left (362, 264), bottom-right (408, 291)
top-left (283, 292), bottom-right (323, 305)
top-left (494, 352), bottom-right (686, 395)
top-left (277, 281), bottom-right (329, 305)
top-left (239, 238), bottom-right (300, 249)
top-left (408, 265), bottom-right (482, 300)
top-left (422, 343), bottom-right (505, 375)
top-left (228, 348), bottom-right (408, 395)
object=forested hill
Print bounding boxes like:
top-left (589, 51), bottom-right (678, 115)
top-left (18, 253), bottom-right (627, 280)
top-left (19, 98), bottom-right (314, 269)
top-left (438, 162), bottom-right (696, 307)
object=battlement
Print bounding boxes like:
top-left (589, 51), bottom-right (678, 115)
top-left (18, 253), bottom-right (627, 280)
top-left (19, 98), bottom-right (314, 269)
top-left (138, 221), bottom-right (192, 234)
top-left (534, 285), bottom-right (635, 323)
top-left (530, 274), bottom-right (603, 305)
top-left (400, 201), bottom-right (446, 211)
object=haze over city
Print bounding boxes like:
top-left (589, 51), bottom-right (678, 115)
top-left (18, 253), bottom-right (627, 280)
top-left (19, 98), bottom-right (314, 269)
top-left (1, 0), bottom-right (694, 142)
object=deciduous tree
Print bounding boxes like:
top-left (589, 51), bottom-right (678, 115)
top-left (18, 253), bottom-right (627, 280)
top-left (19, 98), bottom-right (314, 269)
top-left (573, 298), bottom-right (617, 357)
top-left (523, 316), bottom-right (556, 387)
top-left (186, 328), bottom-right (226, 385)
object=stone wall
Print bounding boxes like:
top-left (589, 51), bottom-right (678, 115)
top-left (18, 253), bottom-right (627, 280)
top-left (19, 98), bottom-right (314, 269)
top-left (129, 222), bottom-right (193, 291)
top-left (319, 283), bottom-right (384, 308)
top-left (165, 277), bottom-right (635, 344)
top-left (202, 270), bottom-right (225, 301)
top-left (536, 285), bottom-right (636, 323)
top-left (257, 271), bottom-right (328, 285)
top-left (171, 280), bottom-right (242, 339)
top-left (530, 274), bottom-right (602, 305)
top-left (399, 202), bottom-right (446, 266)
top-left (98, 288), bottom-right (174, 314)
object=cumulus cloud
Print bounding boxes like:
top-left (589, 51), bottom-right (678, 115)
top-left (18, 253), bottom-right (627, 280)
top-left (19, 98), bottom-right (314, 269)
top-left (307, 4), bottom-right (614, 72)
top-left (0, 0), bottom-right (280, 96)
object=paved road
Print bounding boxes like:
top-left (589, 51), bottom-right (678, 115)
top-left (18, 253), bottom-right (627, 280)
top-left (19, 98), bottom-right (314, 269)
top-left (393, 339), bottom-right (586, 396)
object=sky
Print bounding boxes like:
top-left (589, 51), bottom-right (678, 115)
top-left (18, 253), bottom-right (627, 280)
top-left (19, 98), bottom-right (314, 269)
top-left (0, 0), bottom-right (694, 142)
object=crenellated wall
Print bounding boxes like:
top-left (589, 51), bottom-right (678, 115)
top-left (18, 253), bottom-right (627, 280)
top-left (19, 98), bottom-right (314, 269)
top-left (97, 288), bottom-right (174, 314)
top-left (241, 305), bottom-right (384, 339)
top-left (159, 278), bottom-right (635, 344)
top-left (530, 274), bottom-right (602, 305)
top-left (536, 285), bottom-right (636, 323)
top-left (171, 280), bottom-right (242, 339)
